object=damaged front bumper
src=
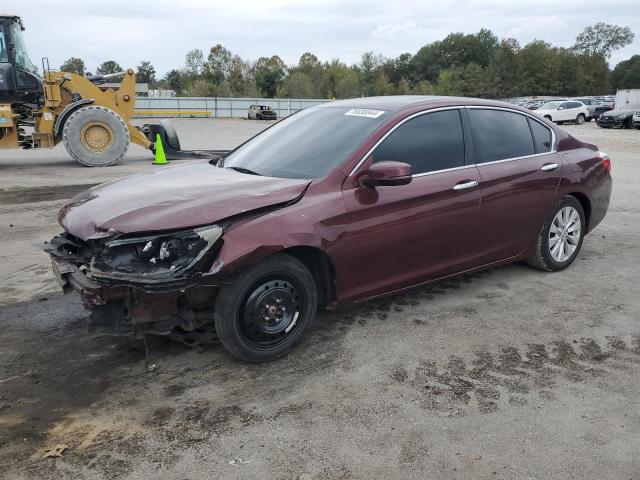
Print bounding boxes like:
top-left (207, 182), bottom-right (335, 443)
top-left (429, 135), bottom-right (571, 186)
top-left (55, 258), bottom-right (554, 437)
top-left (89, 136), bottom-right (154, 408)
top-left (45, 227), bottom-right (225, 336)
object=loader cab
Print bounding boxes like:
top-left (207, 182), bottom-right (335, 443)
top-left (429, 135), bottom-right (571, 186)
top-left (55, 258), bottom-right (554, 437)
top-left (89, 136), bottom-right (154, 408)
top-left (0, 15), bottom-right (42, 106)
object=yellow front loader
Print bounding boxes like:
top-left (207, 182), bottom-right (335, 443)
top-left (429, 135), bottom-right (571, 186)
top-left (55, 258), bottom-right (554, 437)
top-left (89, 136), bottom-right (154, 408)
top-left (0, 15), bottom-right (213, 166)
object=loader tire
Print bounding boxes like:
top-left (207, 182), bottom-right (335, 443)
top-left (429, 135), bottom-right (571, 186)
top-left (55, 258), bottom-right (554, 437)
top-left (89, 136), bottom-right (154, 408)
top-left (62, 106), bottom-right (129, 167)
top-left (159, 119), bottom-right (181, 151)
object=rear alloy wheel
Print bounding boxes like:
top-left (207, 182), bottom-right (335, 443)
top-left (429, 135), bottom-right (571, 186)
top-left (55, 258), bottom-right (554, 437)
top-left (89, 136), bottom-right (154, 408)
top-left (576, 113), bottom-right (586, 125)
top-left (526, 196), bottom-right (585, 271)
top-left (214, 254), bottom-right (318, 362)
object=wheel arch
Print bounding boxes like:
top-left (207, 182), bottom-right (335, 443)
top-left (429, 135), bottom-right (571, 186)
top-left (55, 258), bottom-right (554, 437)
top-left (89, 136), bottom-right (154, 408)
top-left (567, 191), bottom-right (591, 231)
top-left (53, 98), bottom-right (95, 138)
top-left (280, 246), bottom-right (336, 308)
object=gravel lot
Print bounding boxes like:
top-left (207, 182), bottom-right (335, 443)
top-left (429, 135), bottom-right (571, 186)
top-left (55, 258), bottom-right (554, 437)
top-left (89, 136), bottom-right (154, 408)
top-left (0, 118), bottom-right (639, 479)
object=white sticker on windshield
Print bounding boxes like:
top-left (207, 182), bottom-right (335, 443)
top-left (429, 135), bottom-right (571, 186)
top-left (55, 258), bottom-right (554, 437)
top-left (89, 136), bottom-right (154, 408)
top-left (344, 108), bottom-right (386, 119)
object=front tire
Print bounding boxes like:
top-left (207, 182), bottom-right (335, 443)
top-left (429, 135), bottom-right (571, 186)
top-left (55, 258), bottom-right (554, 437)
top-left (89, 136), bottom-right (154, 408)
top-left (214, 254), bottom-right (318, 363)
top-left (526, 196), bottom-right (586, 272)
top-left (62, 106), bottom-right (130, 167)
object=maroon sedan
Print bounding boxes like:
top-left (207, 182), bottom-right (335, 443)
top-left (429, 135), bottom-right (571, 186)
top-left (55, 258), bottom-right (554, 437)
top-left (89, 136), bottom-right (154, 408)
top-left (46, 96), bottom-right (612, 362)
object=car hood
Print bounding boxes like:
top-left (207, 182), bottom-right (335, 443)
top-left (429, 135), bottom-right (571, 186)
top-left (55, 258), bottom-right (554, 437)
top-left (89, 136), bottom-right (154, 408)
top-left (601, 109), bottom-right (636, 117)
top-left (59, 162), bottom-right (311, 240)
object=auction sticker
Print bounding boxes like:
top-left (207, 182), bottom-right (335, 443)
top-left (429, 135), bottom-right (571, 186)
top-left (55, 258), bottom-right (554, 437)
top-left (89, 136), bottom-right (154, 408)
top-left (344, 108), bottom-right (386, 118)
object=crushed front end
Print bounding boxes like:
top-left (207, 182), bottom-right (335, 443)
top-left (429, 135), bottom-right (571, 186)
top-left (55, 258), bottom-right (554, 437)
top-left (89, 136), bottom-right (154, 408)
top-left (44, 226), bottom-right (224, 336)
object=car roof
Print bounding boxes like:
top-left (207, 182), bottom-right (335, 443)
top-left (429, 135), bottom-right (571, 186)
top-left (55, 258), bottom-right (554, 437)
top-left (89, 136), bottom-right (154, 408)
top-left (315, 95), bottom-right (536, 114)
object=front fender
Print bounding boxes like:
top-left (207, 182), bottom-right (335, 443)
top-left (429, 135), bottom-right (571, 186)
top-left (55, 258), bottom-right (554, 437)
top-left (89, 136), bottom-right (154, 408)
top-left (53, 98), bottom-right (95, 137)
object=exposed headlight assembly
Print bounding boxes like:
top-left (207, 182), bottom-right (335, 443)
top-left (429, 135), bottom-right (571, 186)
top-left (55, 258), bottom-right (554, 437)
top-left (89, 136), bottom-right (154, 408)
top-left (90, 225), bottom-right (223, 279)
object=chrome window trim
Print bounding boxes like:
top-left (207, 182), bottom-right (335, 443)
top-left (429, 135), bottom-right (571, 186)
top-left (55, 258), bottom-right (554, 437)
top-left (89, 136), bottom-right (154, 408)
top-left (464, 105), bottom-right (557, 157)
top-left (348, 106), bottom-right (465, 177)
top-left (348, 104), bottom-right (556, 178)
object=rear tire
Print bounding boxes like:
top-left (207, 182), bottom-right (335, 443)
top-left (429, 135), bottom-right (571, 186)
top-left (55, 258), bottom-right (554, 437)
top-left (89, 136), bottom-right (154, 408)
top-left (214, 254), bottom-right (318, 363)
top-left (526, 196), bottom-right (586, 272)
top-left (159, 119), bottom-right (181, 150)
top-left (576, 114), bottom-right (585, 125)
top-left (62, 106), bottom-right (129, 167)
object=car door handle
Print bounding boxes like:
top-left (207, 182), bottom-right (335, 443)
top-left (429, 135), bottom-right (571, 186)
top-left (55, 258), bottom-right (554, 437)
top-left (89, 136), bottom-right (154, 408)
top-left (541, 163), bottom-right (559, 172)
top-left (452, 180), bottom-right (479, 191)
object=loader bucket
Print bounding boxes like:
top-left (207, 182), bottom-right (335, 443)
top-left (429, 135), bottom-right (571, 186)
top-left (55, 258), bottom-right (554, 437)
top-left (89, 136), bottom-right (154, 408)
top-left (140, 121), bottom-right (229, 162)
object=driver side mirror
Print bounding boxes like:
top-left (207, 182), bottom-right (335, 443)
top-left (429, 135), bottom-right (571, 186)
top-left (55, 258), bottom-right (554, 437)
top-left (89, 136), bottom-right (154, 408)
top-left (362, 161), bottom-right (413, 187)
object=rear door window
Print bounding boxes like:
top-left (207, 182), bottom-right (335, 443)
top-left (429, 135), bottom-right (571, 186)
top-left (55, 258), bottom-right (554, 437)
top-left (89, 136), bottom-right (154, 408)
top-left (468, 109), bottom-right (535, 163)
top-left (568, 102), bottom-right (582, 109)
top-left (527, 118), bottom-right (553, 154)
top-left (372, 109), bottom-right (465, 175)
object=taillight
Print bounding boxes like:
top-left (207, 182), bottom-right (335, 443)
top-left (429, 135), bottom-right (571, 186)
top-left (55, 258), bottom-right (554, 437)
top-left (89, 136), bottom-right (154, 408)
top-left (597, 151), bottom-right (611, 173)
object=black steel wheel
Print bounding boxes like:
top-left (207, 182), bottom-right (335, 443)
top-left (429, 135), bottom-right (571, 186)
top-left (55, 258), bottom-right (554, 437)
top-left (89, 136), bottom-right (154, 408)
top-left (239, 277), bottom-right (304, 349)
top-left (214, 254), bottom-right (318, 362)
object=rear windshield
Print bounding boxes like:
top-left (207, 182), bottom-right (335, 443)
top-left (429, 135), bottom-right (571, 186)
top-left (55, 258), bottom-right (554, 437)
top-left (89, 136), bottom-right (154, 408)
top-left (221, 106), bottom-right (390, 179)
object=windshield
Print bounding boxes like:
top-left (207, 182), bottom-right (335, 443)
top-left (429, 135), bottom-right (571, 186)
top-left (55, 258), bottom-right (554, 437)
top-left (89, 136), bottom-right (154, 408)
top-left (0, 27), bottom-right (7, 63)
top-left (539, 102), bottom-right (561, 110)
top-left (9, 21), bottom-right (36, 72)
top-left (221, 106), bottom-right (390, 179)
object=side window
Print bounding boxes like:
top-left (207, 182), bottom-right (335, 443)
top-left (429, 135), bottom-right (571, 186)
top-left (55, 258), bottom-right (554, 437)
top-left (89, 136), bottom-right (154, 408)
top-left (568, 102), bottom-right (582, 109)
top-left (468, 109), bottom-right (535, 163)
top-left (558, 102), bottom-right (568, 110)
top-left (372, 109), bottom-right (465, 175)
top-left (527, 118), bottom-right (553, 154)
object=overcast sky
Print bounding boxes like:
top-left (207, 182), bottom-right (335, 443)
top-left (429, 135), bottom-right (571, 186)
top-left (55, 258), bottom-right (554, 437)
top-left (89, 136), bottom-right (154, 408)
top-left (7, 0), bottom-right (640, 76)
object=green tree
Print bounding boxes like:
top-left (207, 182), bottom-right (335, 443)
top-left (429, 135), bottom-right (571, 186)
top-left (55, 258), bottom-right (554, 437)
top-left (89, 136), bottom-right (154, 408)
top-left (163, 69), bottom-right (186, 94)
top-left (136, 61), bottom-right (156, 84)
top-left (573, 23), bottom-right (635, 58)
top-left (412, 29), bottom-right (498, 84)
top-left (184, 49), bottom-right (205, 76)
top-left (205, 44), bottom-right (233, 84)
top-left (435, 63), bottom-right (489, 97)
top-left (358, 51), bottom-right (384, 96)
top-left (520, 41), bottom-right (561, 95)
top-left (254, 56), bottom-right (286, 97)
top-left (60, 57), bottom-right (85, 75)
top-left (411, 80), bottom-right (434, 95)
top-left (278, 71), bottom-right (314, 98)
top-left (296, 52), bottom-right (325, 97)
top-left (372, 72), bottom-right (394, 95)
top-left (612, 55), bottom-right (640, 89)
top-left (487, 38), bottom-right (524, 98)
top-left (580, 54), bottom-right (611, 94)
top-left (96, 60), bottom-right (122, 75)
top-left (322, 60), bottom-right (360, 98)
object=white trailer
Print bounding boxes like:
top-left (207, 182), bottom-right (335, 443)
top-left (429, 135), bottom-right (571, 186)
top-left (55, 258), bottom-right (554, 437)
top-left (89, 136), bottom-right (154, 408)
top-left (615, 89), bottom-right (640, 109)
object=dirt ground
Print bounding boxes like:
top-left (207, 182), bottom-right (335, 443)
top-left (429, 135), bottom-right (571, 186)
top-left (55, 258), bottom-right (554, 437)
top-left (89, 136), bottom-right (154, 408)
top-left (0, 119), bottom-right (639, 479)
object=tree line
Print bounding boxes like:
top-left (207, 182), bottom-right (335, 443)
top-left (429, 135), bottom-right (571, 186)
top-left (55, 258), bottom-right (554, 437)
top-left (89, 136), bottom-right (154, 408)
top-left (60, 23), bottom-right (638, 99)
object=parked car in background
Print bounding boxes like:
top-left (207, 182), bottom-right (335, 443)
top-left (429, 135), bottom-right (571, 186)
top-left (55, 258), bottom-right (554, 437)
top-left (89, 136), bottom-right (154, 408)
top-left (248, 104), bottom-right (277, 120)
top-left (571, 98), bottom-right (601, 120)
top-left (632, 110), bottom-right (640, 129)
top-left (46, 96), bottom-right (612, 362)
top-left (597, 108), bottom-right (637, 129)
top-left (535, 100), bottom-right (590, 124)
top-left (594, 98), bottom-right (615, 119)
top-left (527, 101), bottom-right (545, 110)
